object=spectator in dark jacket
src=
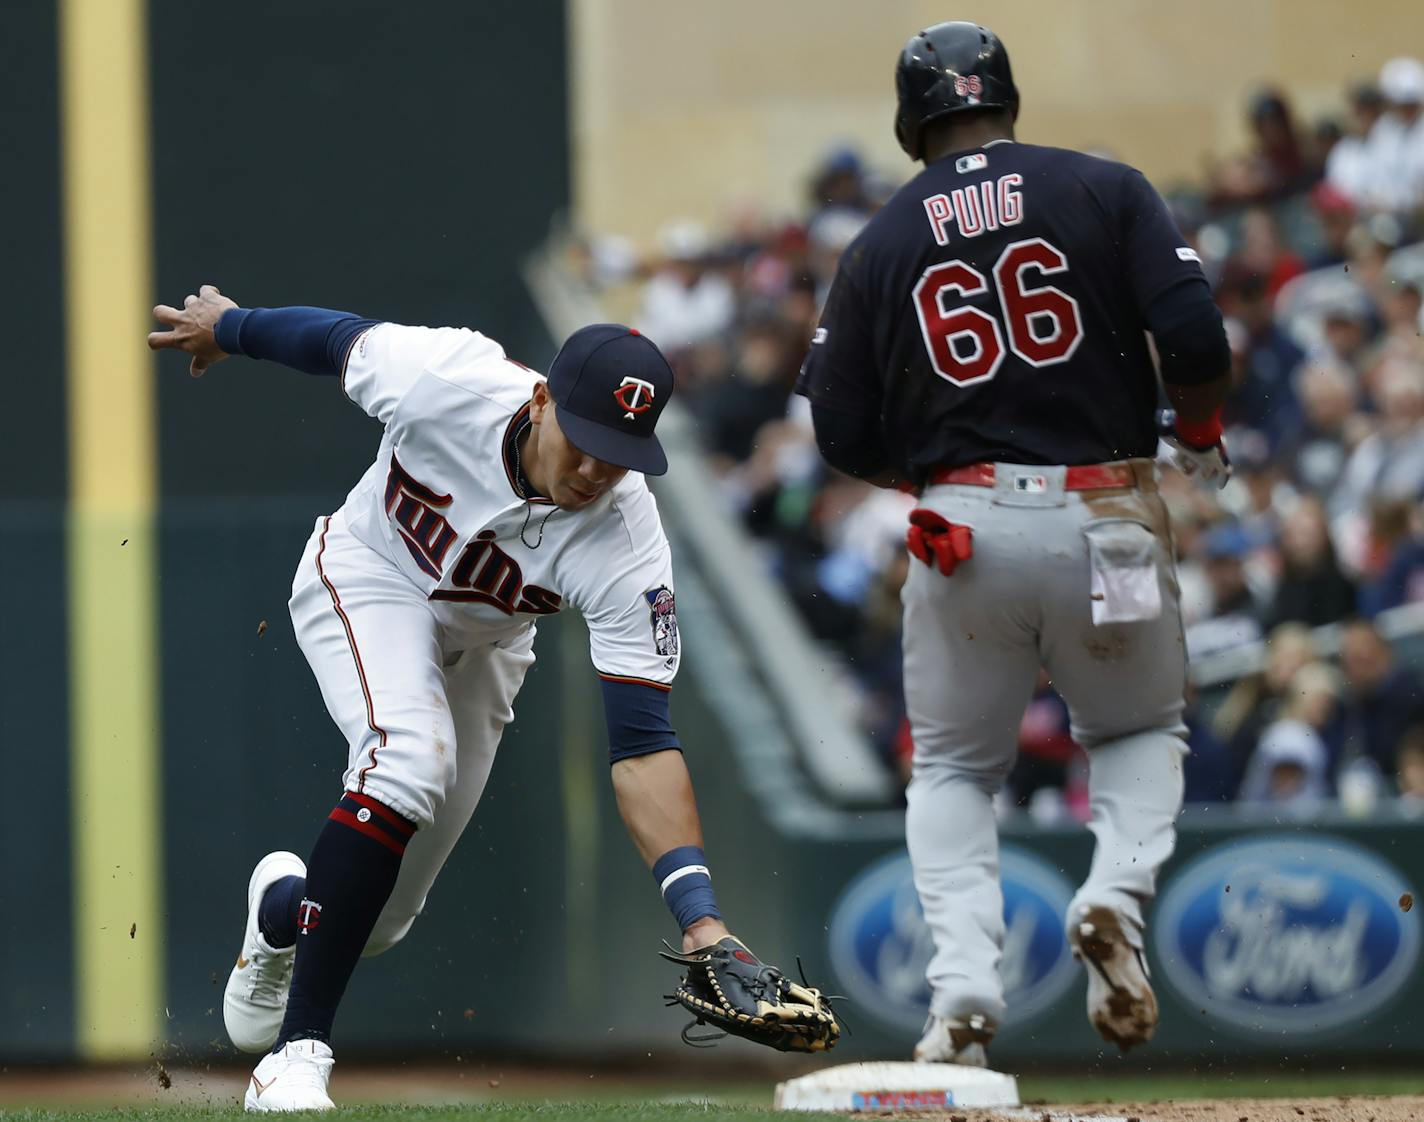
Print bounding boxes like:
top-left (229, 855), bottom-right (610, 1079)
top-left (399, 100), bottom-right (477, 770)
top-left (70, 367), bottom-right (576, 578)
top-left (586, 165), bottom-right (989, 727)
top-left (695, 314), bottom-right (797, 462)
top-left (1356, 499), bottom-right (1424, 615)
top-left (1219, 269), bottom-right (1306, 449)
top-left (1266, 495), bottom-right (1358, 629)
top-left (1183, 682), bottom-right (1237, 804)
top-left (1277, 359), bottom-right (1363, 496)
top-left (1337, 617), bottom-right (1424, 776)
top-left (1213, 623), bottom-right (1318, 789)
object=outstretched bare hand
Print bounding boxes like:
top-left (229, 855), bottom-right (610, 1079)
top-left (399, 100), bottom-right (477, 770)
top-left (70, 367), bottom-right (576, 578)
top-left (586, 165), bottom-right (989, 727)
top-left (148, 283), bottom-right (238, 377)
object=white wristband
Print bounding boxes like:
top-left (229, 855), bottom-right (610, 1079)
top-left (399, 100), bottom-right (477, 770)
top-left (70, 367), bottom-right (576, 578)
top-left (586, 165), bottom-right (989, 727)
top-left (659, 863), bottom-right (711, 897)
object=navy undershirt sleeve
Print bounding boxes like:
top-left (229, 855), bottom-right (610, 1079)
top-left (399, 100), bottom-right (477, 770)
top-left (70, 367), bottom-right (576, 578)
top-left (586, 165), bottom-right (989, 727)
top-left (1118, 169), bottom-right (1203, 314)
top-left (1114, 169), bottom-right (1229, 387)
top-left (215, 306), bottom-right (380, 378)
top-left (1151, 293), bottom-right (1231, 387)
top-left (600, 679), bottom-right (681, 764)
top-left (810, 400), bottom-right (891, 478)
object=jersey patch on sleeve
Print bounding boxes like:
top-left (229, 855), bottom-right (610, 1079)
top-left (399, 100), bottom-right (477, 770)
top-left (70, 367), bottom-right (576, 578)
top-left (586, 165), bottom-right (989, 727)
top-left (1176, 247), bottom-right (1201, 263)
top-left (645, 586), bottom-right (679, 659)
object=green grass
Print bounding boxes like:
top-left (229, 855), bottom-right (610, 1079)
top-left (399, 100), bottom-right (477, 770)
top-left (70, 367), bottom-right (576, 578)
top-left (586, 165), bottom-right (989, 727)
top-left (0, 1107), bottom-right (829, 1122)
top-left (2, 1067), bottom-right (1420, 1121)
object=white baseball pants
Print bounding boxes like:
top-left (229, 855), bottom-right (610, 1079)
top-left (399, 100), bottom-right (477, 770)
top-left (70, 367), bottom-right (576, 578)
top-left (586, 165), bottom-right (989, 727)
top-left (288, 514), bottom-right (536, 955)
top-left (901, 462), bottom-right (1187, 1026)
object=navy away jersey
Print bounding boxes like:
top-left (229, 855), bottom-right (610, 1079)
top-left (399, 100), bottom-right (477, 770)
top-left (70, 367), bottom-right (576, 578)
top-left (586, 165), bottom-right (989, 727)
top-left (796, 141), bottom-right (1208, 476)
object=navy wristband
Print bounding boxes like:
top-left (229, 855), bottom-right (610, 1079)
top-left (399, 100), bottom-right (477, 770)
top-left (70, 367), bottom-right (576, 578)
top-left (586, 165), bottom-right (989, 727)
top-left (652, 845), bottom-right (721, 932)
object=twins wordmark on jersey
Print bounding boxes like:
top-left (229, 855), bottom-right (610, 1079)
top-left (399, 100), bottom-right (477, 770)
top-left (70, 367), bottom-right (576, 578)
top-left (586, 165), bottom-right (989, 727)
top-left (384, 452), bottom-right (560, 615)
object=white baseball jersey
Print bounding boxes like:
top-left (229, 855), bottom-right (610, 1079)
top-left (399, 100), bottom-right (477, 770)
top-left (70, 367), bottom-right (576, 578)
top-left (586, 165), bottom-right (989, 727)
top-left (333, 322), bottom-right (680, 688)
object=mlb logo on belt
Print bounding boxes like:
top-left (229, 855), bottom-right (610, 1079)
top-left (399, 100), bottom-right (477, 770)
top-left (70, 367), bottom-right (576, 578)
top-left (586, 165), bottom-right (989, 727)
top-left (1013, 474), bottom-right (1048, 494)
top-left (613, 377), bottom-right (656, 420)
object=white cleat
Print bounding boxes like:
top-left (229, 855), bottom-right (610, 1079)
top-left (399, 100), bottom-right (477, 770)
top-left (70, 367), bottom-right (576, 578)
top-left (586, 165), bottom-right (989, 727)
top-left (912, 1012), bottom-right (994, 1067)
top-left (244, 1039), bottom-right (335, 1112)
top-left (224, 850), bottom-right (306, 1054)
top-left (1069, 905), bottom-right (1159, 1051)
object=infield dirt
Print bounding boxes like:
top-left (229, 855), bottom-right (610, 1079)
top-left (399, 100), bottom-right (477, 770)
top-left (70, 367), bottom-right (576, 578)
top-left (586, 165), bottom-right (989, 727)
top-left (938, 1097), bottom-right (1423, 1122)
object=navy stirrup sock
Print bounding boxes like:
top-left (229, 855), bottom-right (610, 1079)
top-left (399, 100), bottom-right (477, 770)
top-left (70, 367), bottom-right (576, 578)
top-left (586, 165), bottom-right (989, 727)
top-left (258, 875), bottom-right (306, 948)
top-left (274, 792), bottom-right (416, 1049)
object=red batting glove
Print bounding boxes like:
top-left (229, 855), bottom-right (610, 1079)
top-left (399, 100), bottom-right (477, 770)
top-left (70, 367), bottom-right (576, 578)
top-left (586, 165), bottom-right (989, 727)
top-left (906, 508), bottom-right (974, 576)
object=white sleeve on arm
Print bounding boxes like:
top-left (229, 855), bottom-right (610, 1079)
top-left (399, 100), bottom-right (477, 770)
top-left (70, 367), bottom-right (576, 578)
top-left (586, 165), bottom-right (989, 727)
top-left (582, 538), bottom-right (680, 691)
top-left (342, 323), bottom-right (497, 424)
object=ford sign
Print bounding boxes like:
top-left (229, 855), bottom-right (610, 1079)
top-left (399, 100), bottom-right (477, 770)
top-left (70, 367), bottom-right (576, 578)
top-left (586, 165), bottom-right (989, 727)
top-left (1154, 835), bottom-right (1420, 1036)
top-left (827, 846), bottom-right (1077, 1034)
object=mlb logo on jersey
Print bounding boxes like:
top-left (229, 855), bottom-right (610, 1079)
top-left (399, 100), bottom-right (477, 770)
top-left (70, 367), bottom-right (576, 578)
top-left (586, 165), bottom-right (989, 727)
top-left (955, 153), bottom-right (988, 174)
top-left (1013, 474), bottom-right (1048, 494)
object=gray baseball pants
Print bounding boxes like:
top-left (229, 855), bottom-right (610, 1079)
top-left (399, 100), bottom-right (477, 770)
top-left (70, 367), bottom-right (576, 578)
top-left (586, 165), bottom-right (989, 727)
top-left (901, 460), bottom-right (1187, 1026)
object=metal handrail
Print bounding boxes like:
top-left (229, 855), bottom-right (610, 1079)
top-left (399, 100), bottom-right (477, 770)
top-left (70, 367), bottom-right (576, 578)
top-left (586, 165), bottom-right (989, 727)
top-left (1190, 600), bottom-right (1424, 688)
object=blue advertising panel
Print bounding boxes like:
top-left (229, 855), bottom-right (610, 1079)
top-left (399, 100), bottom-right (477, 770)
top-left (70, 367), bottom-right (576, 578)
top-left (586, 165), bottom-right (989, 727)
top-left (1154, 834), bottom-right (1420, 1038)
top-left (826, 846), bottom-right (1079, 1035)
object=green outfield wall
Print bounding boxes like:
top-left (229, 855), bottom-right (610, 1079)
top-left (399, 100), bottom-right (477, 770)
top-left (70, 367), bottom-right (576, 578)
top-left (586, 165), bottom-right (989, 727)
top-left (8, 498), bottom-right (1424, 1066)
top-left (0, 0), bottom-right (569, 1063)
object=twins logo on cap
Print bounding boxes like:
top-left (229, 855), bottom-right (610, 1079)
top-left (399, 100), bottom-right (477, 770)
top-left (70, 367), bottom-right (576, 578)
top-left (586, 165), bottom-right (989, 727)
top-left (614, 377), bottom-right (656, 420)
top-left (546, 323), bottom-right (674, 475)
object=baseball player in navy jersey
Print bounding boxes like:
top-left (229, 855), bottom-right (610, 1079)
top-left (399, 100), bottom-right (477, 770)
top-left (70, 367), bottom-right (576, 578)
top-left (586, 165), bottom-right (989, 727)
top-left (798, 23), bottom-right (1231, 1064)
top-left (149, 287), bottom-right (833, 1109)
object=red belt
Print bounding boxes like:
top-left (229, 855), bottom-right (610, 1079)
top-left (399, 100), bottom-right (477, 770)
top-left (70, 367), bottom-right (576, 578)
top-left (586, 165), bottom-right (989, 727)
top-left (928, 461), bottom-right (1138, 490)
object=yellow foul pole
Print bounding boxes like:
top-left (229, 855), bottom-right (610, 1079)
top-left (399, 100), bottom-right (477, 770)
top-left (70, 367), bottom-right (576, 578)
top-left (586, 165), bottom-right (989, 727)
top-left (60, 0), bottom-right (164, 1059)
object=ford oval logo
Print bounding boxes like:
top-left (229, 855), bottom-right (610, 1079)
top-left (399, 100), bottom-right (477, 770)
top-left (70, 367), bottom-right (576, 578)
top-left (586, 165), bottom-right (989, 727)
top-left (1154, 835), bottom-right (1420, 1036)
top-left (827, 846), bottom-right (1077, 1033)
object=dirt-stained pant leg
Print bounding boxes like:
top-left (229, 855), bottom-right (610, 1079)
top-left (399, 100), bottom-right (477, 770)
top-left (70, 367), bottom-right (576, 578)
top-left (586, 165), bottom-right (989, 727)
top-left (1037, 476), bottom-right (1188, 950)
top-left (365, 629), bottom-right (536, 955)
top-left (902, 484), bottom-right (1042, 1026)
top-left (288, 513), bottom-right (536, 958)
top-left (288, 514), bottom-right (455, 830)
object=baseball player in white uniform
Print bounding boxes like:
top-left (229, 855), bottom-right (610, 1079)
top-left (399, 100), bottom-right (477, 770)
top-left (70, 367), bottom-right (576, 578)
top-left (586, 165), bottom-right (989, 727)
top-left (798, 25), bottom-right (1232, 1064)
top-left (148, 286), bottom-right (823, 1109)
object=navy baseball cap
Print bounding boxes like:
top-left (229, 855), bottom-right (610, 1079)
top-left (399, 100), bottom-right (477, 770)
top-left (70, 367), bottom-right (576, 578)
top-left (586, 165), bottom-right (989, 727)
top-left (546, 323), bottom-right (673, 475)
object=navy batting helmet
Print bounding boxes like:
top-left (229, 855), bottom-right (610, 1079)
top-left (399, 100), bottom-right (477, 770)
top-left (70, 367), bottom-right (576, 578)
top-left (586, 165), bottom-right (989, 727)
top-left (894, 22), bottom-right (1020, 161)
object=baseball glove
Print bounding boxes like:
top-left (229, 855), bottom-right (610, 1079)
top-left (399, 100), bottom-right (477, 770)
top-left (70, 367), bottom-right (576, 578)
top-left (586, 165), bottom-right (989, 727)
top-left (660, 935), bottom-right (840, 1053)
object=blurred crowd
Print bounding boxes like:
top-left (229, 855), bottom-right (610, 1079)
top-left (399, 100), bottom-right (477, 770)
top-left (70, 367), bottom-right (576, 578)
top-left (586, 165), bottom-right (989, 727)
top-left (573, 58), bottom-right (1424, 815)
